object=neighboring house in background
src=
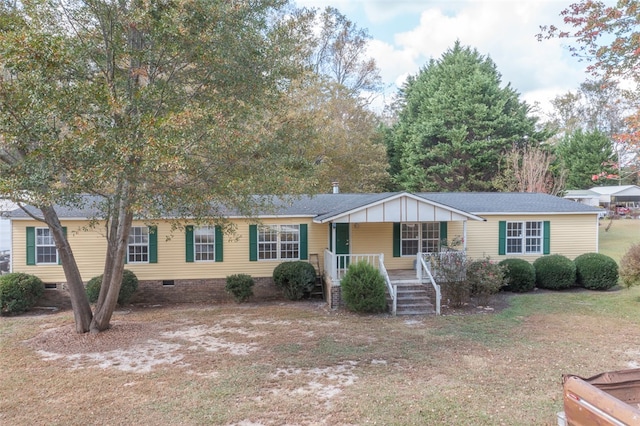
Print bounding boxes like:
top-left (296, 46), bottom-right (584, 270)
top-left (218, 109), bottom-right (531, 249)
top-left (582, 185), bottom-right (640, 208)
top-left (563, 189), bottom-right (601, 207)
top-left (564, 185), bottom-right (640, 217)
top-left (8, 192), bottom-right (601, 314)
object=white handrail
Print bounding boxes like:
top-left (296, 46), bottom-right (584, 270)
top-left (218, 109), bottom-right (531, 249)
top-left (378, 255), bottom-right (396, 316)
top-left (417, 253), bottom-right (441, 315)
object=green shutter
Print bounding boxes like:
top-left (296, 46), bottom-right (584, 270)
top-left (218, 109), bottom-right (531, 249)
top-left (149, 226), bottom-right (158, 263)
top-left (440, 222), bottom-right (448, 245)
top-left (299, 224), bottom-right (308, 260)
top-left (543, 221), bottom-right (551, 255)
top-left (498, 221), bottom-right (506, 255)
top-left (58, 227), bottom-right (67, 265)
top-left (215, 226), bottom-right (224, 262)
top-left (249, 224), bottom-right (257, 261)
top-left (393, 223), bottom-right (401, 257)
top-left (185, 226), bottom-right (194, 262)
top-left (26, 227), bottom-right (35, 265)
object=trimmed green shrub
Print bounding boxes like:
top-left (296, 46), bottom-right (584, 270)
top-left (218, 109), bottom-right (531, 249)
top-left (533, 254), bottom-right (576, 290)
top-left (620, 243), bottom-right (640, 289)
top-left (467, 258), bottom-right (506, 305)
top-left (499, 258), bottom-right (536, 293)
top-left (85, 269), bottom-right (139, 305)
top-left (574, 253), bottom-right (619, 291)
top-left (340, 261), bottom-right (387, 313)
top-left (273, 261), bottom-right (316, 301)
top-left (0, 273), bottom-right (44, 315)
top-left (225, 274), bottom-right (254, 303)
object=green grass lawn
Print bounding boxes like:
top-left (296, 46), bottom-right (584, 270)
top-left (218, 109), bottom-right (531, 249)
top-left (599, 218), bottom-right (640, 262)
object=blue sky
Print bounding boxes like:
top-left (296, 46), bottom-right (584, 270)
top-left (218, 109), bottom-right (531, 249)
top-left (294, 0), bottom-right (603, 115)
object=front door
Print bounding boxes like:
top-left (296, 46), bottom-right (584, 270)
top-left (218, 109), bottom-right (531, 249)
top-left (335, 223), bottom-right (350, 268)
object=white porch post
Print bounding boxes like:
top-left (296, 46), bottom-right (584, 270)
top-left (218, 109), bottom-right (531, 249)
top-left (463, 220), bottom-right (468, 251)
top-left (331, 223), bottom-right (338, 284)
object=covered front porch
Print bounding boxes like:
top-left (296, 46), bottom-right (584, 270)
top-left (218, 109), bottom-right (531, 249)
top-left (313, 192), bottom-right (483, 315)
top-left (322, 250), bottom-right (466, 315)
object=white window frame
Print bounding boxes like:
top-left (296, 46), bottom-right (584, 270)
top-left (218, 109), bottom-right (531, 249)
top-left (194, 226), bottom-right (216, 262)
top-left (128, 226), bottom-right (149, 263)
top-left (36, 227), bottom-right (57, 265)
top-left (258, 224), bottom-right (300, 261)
top-left (401, 223), bottom-right (440, 256)
top-left (506, 221), bottom-right (543, 254)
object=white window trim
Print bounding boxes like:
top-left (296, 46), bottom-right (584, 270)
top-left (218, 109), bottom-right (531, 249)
top-left (401, 222), bottom-right (440, 257)
top-left (128, 226), bottom-right (149, 264)
top-left (35, 227), bottom-right (57, 265)
top-left (258, 224), bottom-right (300, 261)
top-left (506, 221), bottom-right (543, 255)
top-left (194, 225), bottom-right (216, 262)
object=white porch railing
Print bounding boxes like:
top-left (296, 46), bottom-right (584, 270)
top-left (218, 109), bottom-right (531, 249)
top-left (416, 253), bottom-right (441, 315)
top-left (323, 249), bottom-right (396, 315)
top-left (421, 250), bottom-right (466, 282)
top-left (378, 255), bottom-right (397, 316)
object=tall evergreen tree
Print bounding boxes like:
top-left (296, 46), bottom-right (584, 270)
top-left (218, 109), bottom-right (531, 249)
top-left (555, 129), bottom-right (616, 190)
top-left (386, 42), bottom-right (545, 192)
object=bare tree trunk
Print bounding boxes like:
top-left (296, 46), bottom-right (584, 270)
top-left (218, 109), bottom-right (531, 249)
top-left (90, 182), bottom-right (134, 333)
top-left (41, 206), bottom-right (93, 333)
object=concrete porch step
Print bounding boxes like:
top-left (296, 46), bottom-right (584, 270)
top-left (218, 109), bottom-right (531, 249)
top-left (387, 284), bottom-right (435, 315)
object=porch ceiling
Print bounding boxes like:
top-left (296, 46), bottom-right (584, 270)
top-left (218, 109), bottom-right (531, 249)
top-left (313, 192), bottom-right (484, 224)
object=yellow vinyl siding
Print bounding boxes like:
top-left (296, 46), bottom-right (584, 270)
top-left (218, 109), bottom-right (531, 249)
top-left (12, 218), bottom-right (327, 282)
top-left (350, 223), bottom-right (414, 269)
top-left (465, 214), bottom-right (598, 261)
top-left (446, 222), bottom-right (465, 248)
top-left (13, 220), bottom-right (106, 282)
top-left (11, 213), bottom-right (599, 283)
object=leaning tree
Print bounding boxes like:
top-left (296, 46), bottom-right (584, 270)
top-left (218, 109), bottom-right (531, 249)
top-left (0, 0), bottom-right (317, 333)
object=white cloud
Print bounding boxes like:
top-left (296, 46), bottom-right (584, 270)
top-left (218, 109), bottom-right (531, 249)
top-left (294, 0), bottom-right (595, 112)
top-left (366, 39), bottom-right (419, 87)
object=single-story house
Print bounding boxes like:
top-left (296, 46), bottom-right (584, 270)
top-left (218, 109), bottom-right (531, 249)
top-left (7, 192), bottom-right (601, 314)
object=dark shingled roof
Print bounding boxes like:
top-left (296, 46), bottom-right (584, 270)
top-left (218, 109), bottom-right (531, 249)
top-left (416, 192), bottom-right (601, 214)
top-left (8, 192), bottom-right (600, 220)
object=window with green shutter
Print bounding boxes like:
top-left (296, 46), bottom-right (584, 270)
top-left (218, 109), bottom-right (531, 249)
top-left (128, 226), bottom-right (157, 263)
top-left (186, 225), bottom-right (222, 262)
top-left (250, 223), bottom-right (307, 260)
top-left (395, 222), bottom-right (444, 256)
top-left (26, 226), bottom-right (65, 265)
top-left (500, 220), bottom-right (548, 255)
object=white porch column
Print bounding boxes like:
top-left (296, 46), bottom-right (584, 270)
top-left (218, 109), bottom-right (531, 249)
top-left (463, 220), bottom-right (468, 251)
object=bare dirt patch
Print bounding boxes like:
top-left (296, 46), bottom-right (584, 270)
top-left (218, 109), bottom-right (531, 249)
top-left (6, 292), bottom-right (640, 425)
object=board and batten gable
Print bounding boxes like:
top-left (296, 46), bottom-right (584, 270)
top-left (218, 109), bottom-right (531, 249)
top-left (461, 213), bottom-right (598, 261)
top-left (11, 217), bottom-right (329, 283)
